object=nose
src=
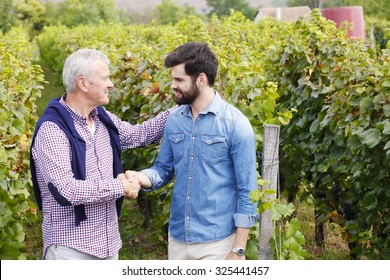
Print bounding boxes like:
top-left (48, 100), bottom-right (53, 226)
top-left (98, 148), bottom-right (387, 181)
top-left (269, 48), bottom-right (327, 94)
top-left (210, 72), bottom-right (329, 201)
top-left (108, 78), bottom-right (114, 88)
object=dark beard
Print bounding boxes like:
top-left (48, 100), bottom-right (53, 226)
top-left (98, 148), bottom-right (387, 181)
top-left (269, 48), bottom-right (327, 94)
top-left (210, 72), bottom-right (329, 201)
top-left (175, 81), bottom-right (200, 105)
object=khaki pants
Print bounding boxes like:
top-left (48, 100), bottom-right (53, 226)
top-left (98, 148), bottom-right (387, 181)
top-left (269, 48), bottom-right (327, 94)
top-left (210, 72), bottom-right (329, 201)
top-left (168, 233), bottom-right (235, 260)
top-left (45, 245), bottom-right (118, 260)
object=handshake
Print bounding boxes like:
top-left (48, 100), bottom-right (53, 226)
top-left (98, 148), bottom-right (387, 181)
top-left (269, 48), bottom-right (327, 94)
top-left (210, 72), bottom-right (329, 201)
top-left (117, 171), bottom-right (152, 199)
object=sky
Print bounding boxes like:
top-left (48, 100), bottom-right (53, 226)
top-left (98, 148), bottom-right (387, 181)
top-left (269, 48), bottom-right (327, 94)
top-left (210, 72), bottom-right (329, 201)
top-left (115, 0), bottom-right (276, 13)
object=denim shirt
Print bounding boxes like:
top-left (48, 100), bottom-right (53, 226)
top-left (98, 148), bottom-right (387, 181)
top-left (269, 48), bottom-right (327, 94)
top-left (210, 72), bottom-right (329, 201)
top-left (142, 92), bottom-right (259, 244)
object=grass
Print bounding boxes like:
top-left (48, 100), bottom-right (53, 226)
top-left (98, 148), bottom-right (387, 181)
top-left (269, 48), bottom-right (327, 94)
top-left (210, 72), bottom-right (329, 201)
top-left (25, 213), bottom-right (44, 260)
top-left (118, 198), bottom-right (168, 260)
top-left (296, 199), bottom-right (350, 260)
top-left (34, 62), bottom-right (65, 117)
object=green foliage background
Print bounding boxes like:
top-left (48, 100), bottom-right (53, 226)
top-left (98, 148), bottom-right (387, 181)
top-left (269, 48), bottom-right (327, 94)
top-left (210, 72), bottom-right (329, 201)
top-left (0, 27), bottom-right (44, 259)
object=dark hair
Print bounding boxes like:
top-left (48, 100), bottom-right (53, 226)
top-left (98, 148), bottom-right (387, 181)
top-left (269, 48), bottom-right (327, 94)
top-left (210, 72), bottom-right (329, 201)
top-left (164, 42), bottom-right (218, 86)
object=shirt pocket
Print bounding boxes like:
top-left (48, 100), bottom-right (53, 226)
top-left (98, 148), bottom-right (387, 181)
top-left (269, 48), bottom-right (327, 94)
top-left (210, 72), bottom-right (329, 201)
top-left (168, 132), bottom-right (185, 163)
top-left (201, 134), bottom-right (228, 164)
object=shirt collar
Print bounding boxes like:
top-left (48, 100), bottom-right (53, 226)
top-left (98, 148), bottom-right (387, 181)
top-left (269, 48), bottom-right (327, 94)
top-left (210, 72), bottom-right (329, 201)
top-left (182, 91), bottom-right (222, 117)
top-left (204, 91), bottom-right (222, 115)
top-left (60, 94), bottom-right (99, 125)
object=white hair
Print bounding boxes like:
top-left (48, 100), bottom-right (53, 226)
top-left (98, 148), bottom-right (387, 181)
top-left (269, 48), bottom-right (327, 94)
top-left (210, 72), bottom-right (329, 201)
top-left (62, 48), bottom-right (110, 92)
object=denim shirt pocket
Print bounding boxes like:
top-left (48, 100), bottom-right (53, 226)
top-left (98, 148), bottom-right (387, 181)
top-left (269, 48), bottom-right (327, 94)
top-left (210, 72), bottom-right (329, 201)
top-left (201, 134), bottom-right (228, 164)
top-left (168, 132), bottom-right (185, 163)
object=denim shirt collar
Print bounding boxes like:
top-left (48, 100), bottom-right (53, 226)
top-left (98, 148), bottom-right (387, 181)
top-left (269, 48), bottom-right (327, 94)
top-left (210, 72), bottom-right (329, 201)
top-left (182, 90), bottom-right (222, 117)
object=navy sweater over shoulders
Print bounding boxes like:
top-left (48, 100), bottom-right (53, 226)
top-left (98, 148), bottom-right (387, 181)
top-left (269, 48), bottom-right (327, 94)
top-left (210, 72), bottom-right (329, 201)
top-left (30, 98), bottom-right (124, 226)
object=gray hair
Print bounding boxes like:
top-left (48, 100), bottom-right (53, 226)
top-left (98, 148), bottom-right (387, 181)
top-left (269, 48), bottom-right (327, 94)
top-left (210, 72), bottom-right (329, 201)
top-left (62, 48), bottom-right (110, 92)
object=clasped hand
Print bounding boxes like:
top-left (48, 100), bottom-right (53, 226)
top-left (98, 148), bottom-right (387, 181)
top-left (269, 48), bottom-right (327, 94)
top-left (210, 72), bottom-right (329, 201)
top-left (117, 172), bottom-right (141, 199)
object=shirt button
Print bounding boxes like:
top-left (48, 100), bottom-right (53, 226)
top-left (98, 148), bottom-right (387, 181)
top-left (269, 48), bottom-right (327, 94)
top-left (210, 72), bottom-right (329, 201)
top-left (189, 176), bottom-right (192, 180)
top-left (191, 156), bottom-right (194, 160)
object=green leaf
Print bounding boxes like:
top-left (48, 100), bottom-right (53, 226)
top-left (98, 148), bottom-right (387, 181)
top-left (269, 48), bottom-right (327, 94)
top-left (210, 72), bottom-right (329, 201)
top-left (384, 104), bottom-right (390, 117)
top-left (262, 99), bottom-right (276, 113)
top-left (359, 96), bottom-right (374, 114)
top-left (359, 128), bottom-right (382, 149)
top-left (249, 189), bottom-right (262, 202)
top-left (381, 120), bottom-right (390, 135)
top-left (309, 119), bottom-right (319, 133)
top-left (272, 202), bottom-right (295, 220)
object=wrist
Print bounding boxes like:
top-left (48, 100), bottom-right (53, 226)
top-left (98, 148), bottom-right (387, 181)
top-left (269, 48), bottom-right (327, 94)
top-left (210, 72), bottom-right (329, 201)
top-left (231, 247), bottom-right (246, 257)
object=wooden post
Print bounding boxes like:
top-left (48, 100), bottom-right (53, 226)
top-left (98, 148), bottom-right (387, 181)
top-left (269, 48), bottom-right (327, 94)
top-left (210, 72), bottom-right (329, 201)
top-left (258, 124), bottom-right (280, 260)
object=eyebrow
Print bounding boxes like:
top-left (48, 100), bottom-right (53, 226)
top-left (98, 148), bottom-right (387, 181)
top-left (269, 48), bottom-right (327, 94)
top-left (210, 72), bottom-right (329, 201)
top-left (173, 76), bottom-right (185, 81)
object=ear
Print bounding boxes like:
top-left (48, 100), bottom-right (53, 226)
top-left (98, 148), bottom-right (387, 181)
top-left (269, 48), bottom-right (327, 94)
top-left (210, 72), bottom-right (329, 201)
top-left (76, 76), bottom-right (88, 92)
top-left (197, 73), bottom-right (208, 87)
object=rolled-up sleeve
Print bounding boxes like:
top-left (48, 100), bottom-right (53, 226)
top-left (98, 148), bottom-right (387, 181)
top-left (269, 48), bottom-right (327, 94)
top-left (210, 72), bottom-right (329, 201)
top-left (233, 213), bottom-right (260, 228)
top-left (231, 115), bottom-right (259, 228)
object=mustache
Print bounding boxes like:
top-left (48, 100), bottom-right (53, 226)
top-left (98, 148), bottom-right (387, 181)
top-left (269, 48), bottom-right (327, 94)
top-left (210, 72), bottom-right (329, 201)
top-left (174, 89), bottom-right (183, 94)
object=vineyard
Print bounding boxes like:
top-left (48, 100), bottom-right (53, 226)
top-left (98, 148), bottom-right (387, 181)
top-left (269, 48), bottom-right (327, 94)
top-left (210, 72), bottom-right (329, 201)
top-left (0, 27), bottom-right (44, 259)
top-left (0, 9), bottom-right (389, 260)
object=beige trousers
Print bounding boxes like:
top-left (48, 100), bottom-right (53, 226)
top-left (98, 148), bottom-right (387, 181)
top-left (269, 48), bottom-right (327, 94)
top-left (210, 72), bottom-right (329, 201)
top-left (45, 245), bottom-right (118, 260)
top-left (168, 233), bottom-right (235, 260)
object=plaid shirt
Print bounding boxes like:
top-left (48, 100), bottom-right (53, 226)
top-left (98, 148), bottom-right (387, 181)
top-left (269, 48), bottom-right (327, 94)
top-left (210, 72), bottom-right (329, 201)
top-left (31, 96), bottom-right (169, 258)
